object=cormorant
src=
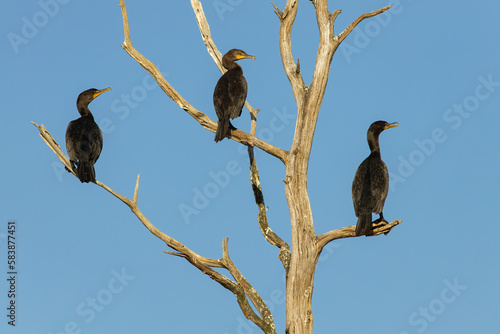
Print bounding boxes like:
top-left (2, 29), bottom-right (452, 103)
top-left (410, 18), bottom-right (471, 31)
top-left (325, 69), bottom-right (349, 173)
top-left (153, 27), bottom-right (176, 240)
top-left (352, 120), bottom-right (398, 236)
top-left (65, 88), bottom-right (110, 183)
top-left (213, 49), bottom-right (255, 142)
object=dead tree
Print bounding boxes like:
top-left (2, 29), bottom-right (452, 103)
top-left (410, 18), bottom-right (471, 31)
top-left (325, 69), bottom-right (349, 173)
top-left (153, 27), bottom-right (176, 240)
top-left (33, 1), bottom-right (402, 333)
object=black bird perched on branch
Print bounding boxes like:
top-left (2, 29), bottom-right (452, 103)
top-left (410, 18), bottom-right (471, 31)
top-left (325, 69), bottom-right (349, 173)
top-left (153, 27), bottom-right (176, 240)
top-left (352, 120), bottom-right (398, 236)
top-left (65, 88), bottom-right (111, 183)
top-left (213, 49), bottom-right (255, 142)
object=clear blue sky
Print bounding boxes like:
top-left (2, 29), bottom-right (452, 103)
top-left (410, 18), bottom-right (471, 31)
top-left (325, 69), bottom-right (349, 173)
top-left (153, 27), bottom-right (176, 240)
top-left (1, 0), bottom-right (499, 333)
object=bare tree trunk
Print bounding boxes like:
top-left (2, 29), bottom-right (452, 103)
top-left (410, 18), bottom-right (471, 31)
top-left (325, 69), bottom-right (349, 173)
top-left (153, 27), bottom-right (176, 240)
top-left (284, 164), bottom-right (318, 334)
top-left (274, 1), bottom-right (395, 333)
top-left (33, 1), bottom-right (403, 333)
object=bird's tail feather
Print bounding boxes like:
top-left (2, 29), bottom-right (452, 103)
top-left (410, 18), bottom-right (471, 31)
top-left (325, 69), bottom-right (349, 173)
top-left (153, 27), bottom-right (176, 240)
top-left (355, 214), bottom-right (372, 236)
top-left (77, 162), bottom-right (96, 183)
top-left (215, 119), bottom-right (230, 142)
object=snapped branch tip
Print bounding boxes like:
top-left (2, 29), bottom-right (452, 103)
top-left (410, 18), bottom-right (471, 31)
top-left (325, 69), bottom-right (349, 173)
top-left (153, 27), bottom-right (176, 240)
top-left (271, 2), bottom-right (283, 19)
top-left (222, 237), bottom-right (230, 261)
top-left (163, 250), bottom-right (187, 258)
top-left (133, 174), bottom-right (140, 204)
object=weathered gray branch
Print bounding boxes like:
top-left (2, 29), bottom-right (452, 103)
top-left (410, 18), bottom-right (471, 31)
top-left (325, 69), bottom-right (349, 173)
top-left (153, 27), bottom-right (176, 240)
top-left (119, 0), bottom-right (286, 162)
top-left (337, 6), bottom-right (391, 44)
top-left (121, 1), bottom-right (280, 332)
top-left (245, 101), bottom-right (290, 270)
top-left (316, 220), bottom-right (402, 251)
top-left (248, 147), bottom-right (291, 271)
top-left (273, 1), bottom-right (400, 334)
top-left (273, 0), bottom-right (306, 109)
top-left (308, 1), bottom-right (399, 253)
top-left (31, 122), bottom-right (76, 178)
top-left (36, 1), bottom-right (402, 333)
top-left (190, 1), bottom-right (283, 329)
top-left (190, 0), bottom-right (223, 72)
top-left (221, 238), bottom-right (276, 333)
top-left (191, 0), bottom-right (259, 117)
top-left (31, 121), bottom-right (273, 332)
top-left (194, 0), bottom-right (292, 286)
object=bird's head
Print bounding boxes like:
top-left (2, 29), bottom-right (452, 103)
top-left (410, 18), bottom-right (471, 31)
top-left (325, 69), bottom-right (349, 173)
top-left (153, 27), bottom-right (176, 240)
top-left (369, 120), bottom-right (399, 135)
top-left (77, 87), bottom-right (111, 115)
top-left (222, 49), bottom-right (255, 69)
top-left (366, 121), bottom-right (398, 152)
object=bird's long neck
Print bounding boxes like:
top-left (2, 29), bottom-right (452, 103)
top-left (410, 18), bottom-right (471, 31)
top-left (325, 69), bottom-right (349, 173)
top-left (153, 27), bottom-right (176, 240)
top-left (77, 103), bottom-right (92, 118)
top-left (367, 131), bottom-right (381, 155)
top-left (223, 59), bottom-right (241, 71)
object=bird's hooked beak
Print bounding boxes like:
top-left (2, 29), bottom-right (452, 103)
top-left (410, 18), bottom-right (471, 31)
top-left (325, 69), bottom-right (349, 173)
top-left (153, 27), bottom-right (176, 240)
top-left (93, 87), bottom-right (111, 99)
top-left (237, 54), bottom-right (255, 60)
top-left (385, 122), bottom-right (399, 129)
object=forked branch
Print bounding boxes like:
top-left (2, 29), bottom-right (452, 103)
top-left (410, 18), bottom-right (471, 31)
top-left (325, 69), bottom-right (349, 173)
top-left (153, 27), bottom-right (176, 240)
top-left (192, 0), bottom-right (286, 326)
top-left (189, 0), bottom-right (290, 269)
top-left (246, 113), bottom-right (291, 270)
top-left (118, 0), bottom-right (286, 162)
top-left (244, 93), bottom-right (290, 270)
top-left (248, 147), bottom-right (291, 271)
top-left (221, 238), bottom-right (276, 333)
top-left (32, 122), bottom-right (276, 334)
top-left (336, 6), bottom-right (391, 44)
top-left (273, 0), bottom-right (306, 107)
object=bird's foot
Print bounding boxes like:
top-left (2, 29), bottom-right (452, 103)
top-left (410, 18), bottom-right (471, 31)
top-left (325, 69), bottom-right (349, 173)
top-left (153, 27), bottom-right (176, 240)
top-left (372, 218), bottom-right (392, 235)
top-left (372, 218), bottom-right (388, 227)
top-left (65, 161), bottom-right (77, 174)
